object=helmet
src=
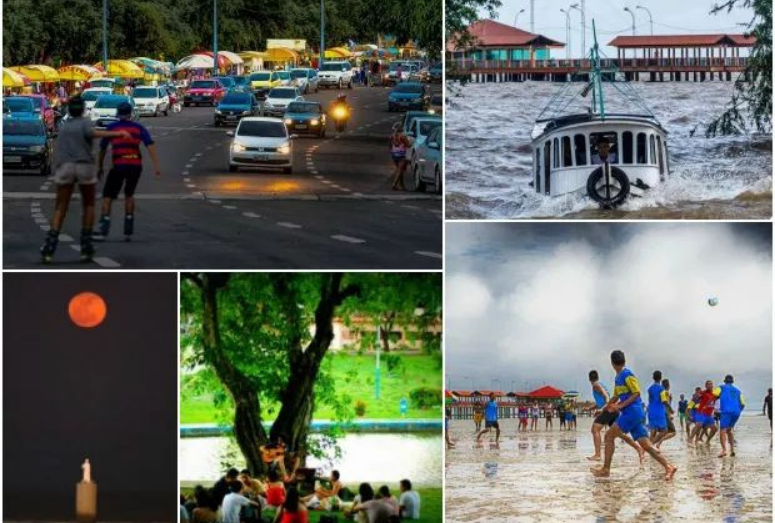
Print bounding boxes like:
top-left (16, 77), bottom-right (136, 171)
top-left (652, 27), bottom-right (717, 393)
top-left (116, 102), bottom-right (133, 117)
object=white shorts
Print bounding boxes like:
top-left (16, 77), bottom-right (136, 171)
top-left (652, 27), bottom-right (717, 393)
top-left (54, 162), bottom-right (97, 185)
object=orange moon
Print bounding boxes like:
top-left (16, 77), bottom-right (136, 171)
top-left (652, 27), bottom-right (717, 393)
top-left (68, 292), bottom-right (107, 328)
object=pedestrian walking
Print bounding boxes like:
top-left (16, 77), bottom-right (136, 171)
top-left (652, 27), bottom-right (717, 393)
top-left (389, 124), bottom-right (412, 191)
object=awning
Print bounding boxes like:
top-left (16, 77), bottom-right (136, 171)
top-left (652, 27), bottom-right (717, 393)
top-left (57, 65), bottom-right (104, 81)
top-left (199, 51), bottom-right (240, 67)
top-left (8, 65), bottom-right (60, 83)
top-left (238, 51), bottom-right (268, 60)
top-left (129, 57), bottom-right (172, 75)
top-left (3, 67), bottom-right (30, 87)
top-left (264, 47), bottom-right (299, 62)
top-left (93, 60), bottom-right (145, 79)
top-left (174, 54), bottom-right (218, 71)
top-left (325, 47), bottom-right (352, 59)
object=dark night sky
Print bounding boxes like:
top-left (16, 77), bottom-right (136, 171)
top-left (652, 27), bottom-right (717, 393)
top-left (3, 273), bottom-right (177, 521)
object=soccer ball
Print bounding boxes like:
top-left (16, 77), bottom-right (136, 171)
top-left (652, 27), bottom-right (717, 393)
top-left (708, 297), bottom-right (719, 307)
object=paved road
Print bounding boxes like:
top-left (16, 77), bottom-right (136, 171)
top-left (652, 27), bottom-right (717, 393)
top-left (3, 84), bottom-right (442, 269)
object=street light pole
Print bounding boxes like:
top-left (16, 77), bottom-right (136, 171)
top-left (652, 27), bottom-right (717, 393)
top-left (570, 4), bottom-right (582, 58)
top-left (213, 0), bottom-right (219, 77)
top-left (102, 0), bottom-right (108, 71)
top-left (514, 9), bottom-right (525, 28)
top-left (636, 5), bottom-right (654, 35)
top-left (560, 9), bottom-right (569, 59)
top-left (580, 0), bottom-right (586, 57)
top-left (320, 0), bottom-right (325, 67)
top-left (624, 7), bottom-right (636, 36)
top-left (530, 0), bottom-right (535, 33)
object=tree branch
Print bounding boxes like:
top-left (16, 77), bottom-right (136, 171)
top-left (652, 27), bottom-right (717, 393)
top-left (181, 272), bottom-right (203, 288)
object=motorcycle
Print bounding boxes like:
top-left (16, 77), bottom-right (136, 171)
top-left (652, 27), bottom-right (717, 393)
top-left (330, 104), bottom-right (350, 133)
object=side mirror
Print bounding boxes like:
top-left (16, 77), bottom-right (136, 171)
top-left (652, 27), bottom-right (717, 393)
top-left (226, 131), bottom-right (235, 137)
top-left (290, 134), bottom-right (298, 140)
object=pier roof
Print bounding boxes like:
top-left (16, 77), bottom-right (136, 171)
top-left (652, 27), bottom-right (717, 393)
top-left (447, 19), bottom-right (565, 51)
top-left (608, 34), bottom-right (755, 48)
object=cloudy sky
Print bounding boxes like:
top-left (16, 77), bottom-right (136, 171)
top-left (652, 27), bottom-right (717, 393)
top-left (482, 0), bottom-right (755, 56)
top-left (446, 223), bottom-right (772, 404)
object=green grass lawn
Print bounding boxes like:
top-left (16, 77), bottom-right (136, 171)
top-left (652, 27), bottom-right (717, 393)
top-left (181, 353), bottom-right (442, 424)
top-left (181, 486), bottom-right (441, 523)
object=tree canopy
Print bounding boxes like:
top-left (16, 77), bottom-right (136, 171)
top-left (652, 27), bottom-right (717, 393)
top-left (3, 0), bottom-right (442, 66)
top-left (181, 273), bottom-right (441, 473)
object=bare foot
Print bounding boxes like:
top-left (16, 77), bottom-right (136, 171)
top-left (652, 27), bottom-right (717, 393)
top-left (718, 451), bottom-right (727, 458)
top-left (586, 455), bottom-right (601, 461)
top-left (664, 465), bottom-right (678, 481)
top-left (638, 448), bottom-right (646, 465)
top-left (590, 467), bottom-right (610, 478)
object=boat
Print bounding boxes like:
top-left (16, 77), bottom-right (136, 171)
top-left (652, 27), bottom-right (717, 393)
top-left (531, 21), bottom-right (669, 209)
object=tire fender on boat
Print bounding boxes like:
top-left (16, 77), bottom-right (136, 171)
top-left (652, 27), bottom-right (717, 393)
top-left (586, 165), bottom-right (631, 209)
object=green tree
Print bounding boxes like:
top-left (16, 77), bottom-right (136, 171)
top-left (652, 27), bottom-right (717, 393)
top-left (445, 0), bottom-right (500, 42)
top-left (706, 0), bottom-right (772, 136)
top-left (181, 273), bottom-right (441, 474)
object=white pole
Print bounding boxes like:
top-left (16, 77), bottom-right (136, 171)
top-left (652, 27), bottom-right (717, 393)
top-left (530, 0), bottom-right (535, 33)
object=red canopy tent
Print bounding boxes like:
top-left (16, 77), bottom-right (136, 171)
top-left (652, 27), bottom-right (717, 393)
top-left (527, 386), bottom-right (565, 399)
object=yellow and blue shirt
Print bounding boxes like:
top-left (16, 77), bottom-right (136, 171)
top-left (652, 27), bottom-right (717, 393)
top-left (714, 384), bottom-right (745, 414)
top-left (614, 367), bottom-right (643, 414)
top-left (647, 383), bottom-right (667, 418)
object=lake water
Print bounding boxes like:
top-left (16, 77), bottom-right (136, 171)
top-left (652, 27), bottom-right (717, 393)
top-left (446, 80), bottom-right (772, 219)
top-left (445, 416), bottom-right (772, 522)
top-left (180, 432), bottom-right (442, 487)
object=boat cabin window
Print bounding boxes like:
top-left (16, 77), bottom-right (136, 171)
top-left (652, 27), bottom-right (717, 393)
top-left (573, 134), bottom-right (587, 166)
top-left (649, 135), bottom-right (657, 166)
top-left (656, 135), bottom-right (665, 174)
top-left (562, 136), bottom-right (573, 167)
top-left (535, 148), bottom-right (541, 192)
top-left (636, 133), bottom-right (648, 164)
top-left (590, 132), bottom-right (619, 165)
top-left (553, 138), bottom-right (560, 169)
top-left (543, 141), bottom-right (551, 194)
top-left (622, 131), bottom-right (633, 164)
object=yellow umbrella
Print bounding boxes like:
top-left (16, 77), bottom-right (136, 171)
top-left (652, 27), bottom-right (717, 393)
top-left (264, 47), bottom-right (299, 63)
top-left (238, 51), bottom-right (268, 60)
top-left (3, 67), bottom-right (29, 87)
top-left (325, 47), bottom-right (352, 59)
top-left (57, 65), bottom-right (104, 81)
top-left (93, 60), bottom-right (145, 79)
top-left (9, 65), bottom-right (60, 83)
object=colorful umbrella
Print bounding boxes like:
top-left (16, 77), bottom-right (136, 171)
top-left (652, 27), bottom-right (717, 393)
top-left (92, 60), bottom-right (144, 79)
top-left (3, 67), bottom-right (30, 87)
top-left (8, 65), bottom-right (60, 83)
top-left (174, 54), bottom-right (220, 71)
top-left (57, 65), bottom-right (104, 81)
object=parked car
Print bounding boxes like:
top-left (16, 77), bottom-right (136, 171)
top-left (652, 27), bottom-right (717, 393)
top-left (386, 62), bottom-right (417, 84)
top-left (132, 85), bottom-right (170, 117)
top-left (227, 117), bottom-right (296, 174)
top-left (232, 76), bottom-right (250, 92)
top-left (411, 125), bottom-right (442, 194)
top-left (318, 61), bottom-right (354, 89)
top-left (184, 79), bottom-right (226, 107)
top-left (400, 110), bottom-right (440, 134)
top-left (215, 76), bottom-right (237, 91)
top-left (275, 71), bottom-right (292, 86)
top-left (387, 82), bottom-right (429, 112)
top-left (262, 87), bottom-right (303, 117)
top-left (3, 97), bottom-right (39, 120)
top-left (18, 94), bottom-right (57, 131)
top-left (81, 88), bottom-right (113, 113)
top-left (89, 78), bottom-right (117, 90)
top-left (290, 68), bottom-right (319, 94)
top-left (214, 91), bottom-right (260, 126)
top-left (3, 117), bottom-right (54, 176)
top-left (283, 101), bottom-right (326, 138)
top-left (406, 116), bottom-right (443, 170)
top-left (249, 71), bottom-right (282, 99)
top-left (429, 93), bottom-right (443, 115)
top-left (429, 63), bottom-right (443, 83)
top-left (90, 95), bottom-right (138, 127)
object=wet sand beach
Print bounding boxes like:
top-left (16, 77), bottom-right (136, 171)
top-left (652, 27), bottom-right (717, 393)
top-left (445, 416), bottom-right (772, 522)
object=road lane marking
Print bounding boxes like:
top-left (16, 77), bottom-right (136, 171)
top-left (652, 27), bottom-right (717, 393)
top-left (186, 184), bottom-right (197, 188)
top-left (208, 199), bottom-right (222, 204)
top-left (242, 212), bottom-right (261, 218)
top-left (277, 222), bottom-right (302, 229)
top-left (415, 251), bottom-right (442, 259)
top-left (222, 205), bottom-right (237, 210)
top-left (59, 234), bottom-right (74, 242)
top-left (331, 234), bottom-right (365, 244)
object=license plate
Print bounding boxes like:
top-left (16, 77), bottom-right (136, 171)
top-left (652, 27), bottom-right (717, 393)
top-left (255, 155), bottom-right (270, 162)
top-left (4, 156), bottom-right (21, 163)
top-left (296, 125), bottom-right (307, 129)
top-left (193, 96), bottom-right (202, 101)
top-left (226, 116), bottom-right (237, 120)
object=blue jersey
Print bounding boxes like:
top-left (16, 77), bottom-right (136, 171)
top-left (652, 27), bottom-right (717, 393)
top-left (678, 399), bottom-right (688, 413)
top-left (714, 384), bottom-right (745, 414)
top-left (648, 383), bottom-right (667, 418)
top-left (484, 400), bottom-right (498, 422)
top-left (614, 367), bottom-right (643, 414)
top-left (592, 382), bottom-right (609, 409)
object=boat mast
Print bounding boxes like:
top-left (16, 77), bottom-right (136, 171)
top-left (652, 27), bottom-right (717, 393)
top-left (591, 20), bottom-right (605, 120)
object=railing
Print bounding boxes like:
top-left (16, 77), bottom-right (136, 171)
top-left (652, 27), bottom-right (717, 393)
top-left (449, 57), bottom-right (749, 71)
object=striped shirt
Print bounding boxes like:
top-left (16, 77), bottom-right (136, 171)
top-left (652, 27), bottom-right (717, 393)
top-left (100, 120), bottom-right (154, 167)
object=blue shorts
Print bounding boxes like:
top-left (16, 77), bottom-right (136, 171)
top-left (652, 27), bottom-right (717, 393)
top-left (648, 413), bottom-right (667, 431)
top-left (696, 413), bottom-right (715, 427)
top-left (720, 412), bottom-right (740, 430)
top-left (616, 409), bottom-right (648, 440)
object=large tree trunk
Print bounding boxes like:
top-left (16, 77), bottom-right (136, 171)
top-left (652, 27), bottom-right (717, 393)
top-left (198, 273), bottom-right (268, 474)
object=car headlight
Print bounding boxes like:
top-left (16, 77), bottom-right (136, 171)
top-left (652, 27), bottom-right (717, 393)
top-left (215, 109), bottom-right (222, 114)
top-left (29, 145), bottom-right (44, 153)
top-left (242, 110), bottom-right (251, 115)
top-left (428, 109), bottom-right (436, 114)
top-left (310, 119), bottom-right (319, 126)
top-left (284, 118), bottom-right (293, 125)
top-left (277, 143), bottom-right (291, 155)
top-left (232, 142), bottom-right (246, 152)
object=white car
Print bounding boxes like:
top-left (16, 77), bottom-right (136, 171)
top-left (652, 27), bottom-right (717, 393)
top-left (132, 86), bottom-right (170, 117)
top-left (290, 68), bottom-right (319, 94)
top-left (318, 61), bottom-right (354, 89)
top-left (228, 117), bottom-right (296, 174)
top-left (406, 117), bottom-right (443, 170)
top-left (81, 88), bottom-right (113, 114)
top-left (275, 71), bottom-right (293, 86)
top-left (262, 87), bottom-right (303, 117)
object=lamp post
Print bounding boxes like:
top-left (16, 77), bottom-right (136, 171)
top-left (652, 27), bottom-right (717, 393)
top-left (514, 9), bottom-right (525, 28)
top-left (636, 5), bottom-right (654, 35)
top-left (624, 7), bottom-right (636, 36)
top-left (570, 4), bottom-right (582, 58)
top-left (320, 0), bottom-right (325, 67)
top-left (212, 0), bottom-right (219, 77)
top-left (560, 5), bottom-right (578, 59)
top-left (102, 0), bottom-right (108, 71)
top-left (530, 0), bottom-right (535, 33)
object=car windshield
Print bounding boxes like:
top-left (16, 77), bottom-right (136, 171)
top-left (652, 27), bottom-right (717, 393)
top-left (95, 96), bottom-right (129, 109)
top-left (237, 121), bottom-right (287, 138)
top-left (24, 97), bottom-right (45, 109)
top-left (418, 120), bottom-right (442, 135)
top-left (290, 70), bottom-right (308, 79)
top-left (269, 89), bottom-right (296, 99)
top-left (3, 119), bottom-right (45, 136)
top-left (217, 77), bottom-right (234, 86)
top-left (250, 72), bottom-right (271, 81)
top-left (83, 91), bottom-right (109, 101)
top-left (287, 102), bottom-right (319, 113)
top-left (390, 63), bottom-right (409, 71)
top-left (190, 81), bottom-right (217, 89)
top-left (394, 83), bottom-right (422, 93)
top-left (5, 98), bottom-right (35, 112)
top-left (276, 72), bottom-right (290, 80)
top-left (133, 88), bottom-right (159, 98)
top-left (320, 63), bottom-right (345, 71)
top-left (233, 77), bottom-right (247, 85)
top-left (90, 80), bottom-right (114, 88)
top-left (221, 93), bottom-right (251, 104)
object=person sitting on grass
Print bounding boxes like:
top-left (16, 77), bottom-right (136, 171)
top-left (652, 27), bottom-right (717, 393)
top-left (213, 468), bottom-right (240, 506)
top-left (302, 470), bottom-right (343, 509)
top-left (222, 481), bottom-right (262, 523)
top-left (241, 469), bottom-right (267, 498)
top-left (265, 469), bottom-right (287, 508)
top-left (398, 479), bottom-right (421, 520)
top-left (273, 486), bottom-right (309, 523)
top-left (191, 489), bottom-right (219, 523)
top-left (376, 485), bottom-right (399, 516)
top-left (350, 483), bottom-right (392, 523)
